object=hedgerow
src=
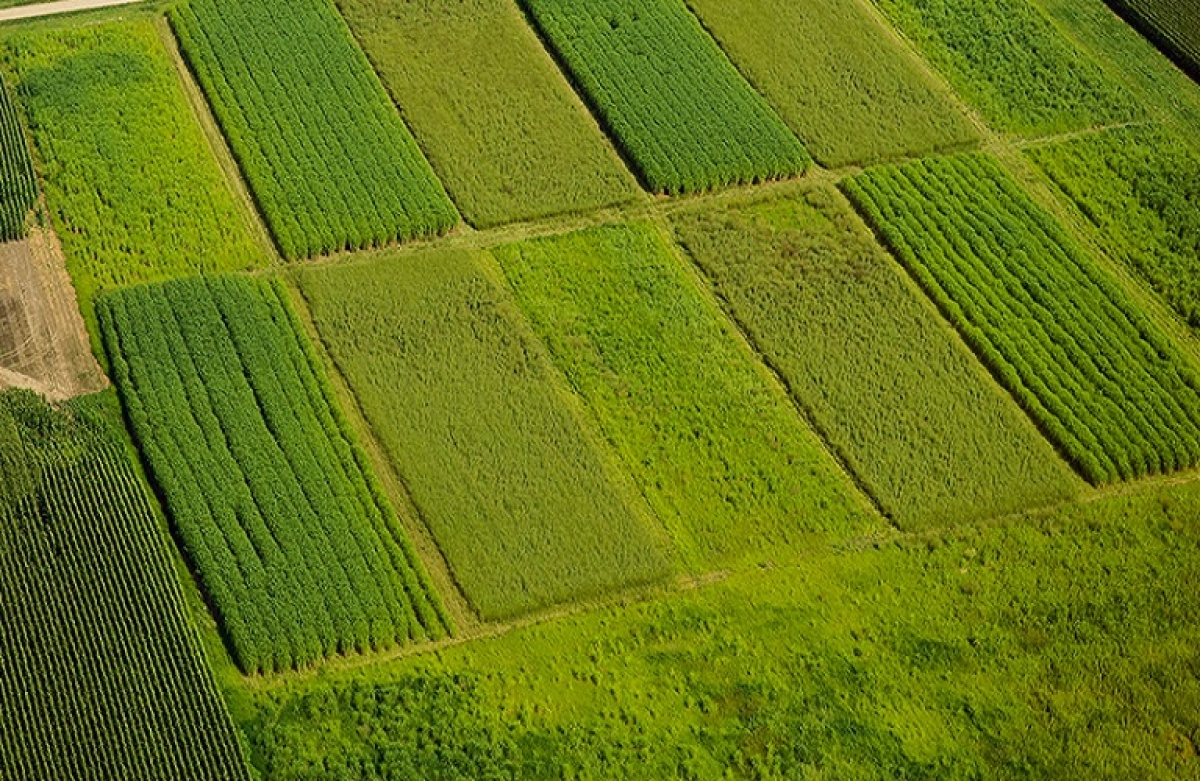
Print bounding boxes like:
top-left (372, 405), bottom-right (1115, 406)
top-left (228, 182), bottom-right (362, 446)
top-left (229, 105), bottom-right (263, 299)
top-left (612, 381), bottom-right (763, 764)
top-left (0, 77), bottom-right (36, 242)
top-left (844, 153), bottom-right (1200, 484)
top-left (170, 0), bottom-right (458, 259)
top-left (0, 390), bottom-right (251, 780)
top-left (518, 0), bottom-right (810, 194)
top-left (294, 249), bottom-right (671, 620)
top-left (98, 275), bottom-right (449, 673)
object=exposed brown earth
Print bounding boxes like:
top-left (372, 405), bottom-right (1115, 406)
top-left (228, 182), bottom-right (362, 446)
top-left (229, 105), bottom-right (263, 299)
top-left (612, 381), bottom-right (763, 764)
top-left (0, 227), bottom-right (106, 400)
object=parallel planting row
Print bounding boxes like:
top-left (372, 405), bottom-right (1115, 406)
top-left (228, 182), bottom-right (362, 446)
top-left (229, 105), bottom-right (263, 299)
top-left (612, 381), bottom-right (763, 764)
top-left (1106, 0), bottom-right (1200, 80)
top-left (0, 390), bottom-right (250, 780)
top-left (519, 0), bottom-right (809, 193)
top-left (844, 153), bottom-right (1200, 484)
top-left (171, 0), bottom-right (458, 259)
top-left (0, 78), bottom-right (35, 242)
top-left (99, 276), bottom-right (447, 673)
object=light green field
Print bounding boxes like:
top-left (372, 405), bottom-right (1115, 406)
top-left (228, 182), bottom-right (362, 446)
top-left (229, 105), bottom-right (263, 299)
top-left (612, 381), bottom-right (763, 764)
top-left (685, 0), bottom-right (978, 167)
top-left (0, 21), bottom-right (270, 335)
top-left (670, 186), bottom-right (1078, 529)
top-left (294, 249), bottom-right (670, 621)
top-left (869, 0), bottom-right (1139, 135)
top-left (237, 472), bottom-right (1200, 779)
top-left (1026, 124), bottom-right (1200, 331)
top-left (334, 0), bottom-right (639, 228)
top-left (493, 223), bottom-right (876, 572)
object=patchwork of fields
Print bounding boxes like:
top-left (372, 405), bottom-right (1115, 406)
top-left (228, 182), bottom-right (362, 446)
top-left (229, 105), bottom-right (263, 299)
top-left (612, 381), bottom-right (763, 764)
top-left (1, 0), bottom-right (1199, 776)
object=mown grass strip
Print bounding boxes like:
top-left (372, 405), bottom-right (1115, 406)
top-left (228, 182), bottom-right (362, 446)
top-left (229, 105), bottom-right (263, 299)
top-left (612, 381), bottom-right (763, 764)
top-left (519, 0), bottom-right (809, 194)
top-left (98, 275), bottom-right (448, 674)
top-left (844, 152), bottom-right (1200, 484)
top-left (294, 249), bottom-right (670, 621)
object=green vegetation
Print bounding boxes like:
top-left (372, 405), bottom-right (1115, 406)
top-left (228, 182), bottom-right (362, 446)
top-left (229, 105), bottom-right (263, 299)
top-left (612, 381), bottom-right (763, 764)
top-left (294, 250), bottom-right (670, 620)
top-left (684, 0), bottom-right (978, 167)
top-left (518, 0), bottom-right (809, 194)
top-left (870, 0), bottom-right (1138, 135)
top-left (493, 223), bottom-right (875, 571)
top-left (0, 21), bottom-right (268, 326)
top-left (0, 77), bottom-right (35, 242)
top-left (1107, 0), bottom-right (1200, 81)
top-left (170, 0), bottom-right (458, 259)
top-left (334, 0), bottom-right (638, 228)
top-left (239, 474), bottom-right (1200, 779)
top-left (844, 153), bottom-right (1200, 484)
top-left (671, 187), bottom-right (1077, 529)
top-left (0, 390), bottom-right (251, 780)
top-left (98, 275), bottom-right (447, 674)
top-left (1027, 124), bottom-right (1200, 330)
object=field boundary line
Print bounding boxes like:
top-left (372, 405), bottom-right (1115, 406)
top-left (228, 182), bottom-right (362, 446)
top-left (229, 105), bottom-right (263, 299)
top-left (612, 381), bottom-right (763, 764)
top-left (0, 0), bottom-right (140, 22)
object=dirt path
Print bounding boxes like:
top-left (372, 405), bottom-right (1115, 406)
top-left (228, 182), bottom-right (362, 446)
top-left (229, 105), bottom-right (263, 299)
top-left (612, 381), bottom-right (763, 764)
top-left (0, 0), bottom-right (141, 23)
top-left (0, 228), bottom-right (106, 400)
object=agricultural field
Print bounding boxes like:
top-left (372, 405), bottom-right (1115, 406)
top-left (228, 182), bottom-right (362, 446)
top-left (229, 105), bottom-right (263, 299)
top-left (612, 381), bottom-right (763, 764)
top-left (0, 76), bottom-right (35, 241)
top-left (1106, 0), bottom-right (1200, 80)
top-left (170, 0), bottom-right (458, 259)
top-left (684, 0), bottom-right (978, 167)
top-left (334, 0), bottom-right (639, 228)
top-left (1026, 124), bottom-right (1200, 330)
top-left (0, 390), bottom-right (250, 780)
top-left (844, 153), bottom-right (1200, 484)
top-left (0, 21), bottom-right (269, 331)
top-left (294, 250), bottom-right (670, 620)
top-left (870, 0), bottom-right (1139, 135)
top-left (671, 187), bottom-right (1078, 529)
top-left (519, 0), bottom-right (810, 193)
top-left (98, 275), bottom-right (448, 673)
top-left (493, 223), bottom-right (876, 571)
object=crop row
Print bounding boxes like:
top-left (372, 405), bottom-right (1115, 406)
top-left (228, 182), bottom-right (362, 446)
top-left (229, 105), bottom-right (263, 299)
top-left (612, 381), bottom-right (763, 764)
top-left (170, 0), bottom-right (458, 260)
top-left (98, 275), bottom-right (449, 673)
top-left (1106, 0), bottom-right (1200, 81)
top-left (844, 153), bottom-right (1200, 484)
top-left (0, 78), bottom-right (36, 242)
top-left (0, 391), bottom-right (250, 780)
top-left (519, 0), bottom-right (809, 194)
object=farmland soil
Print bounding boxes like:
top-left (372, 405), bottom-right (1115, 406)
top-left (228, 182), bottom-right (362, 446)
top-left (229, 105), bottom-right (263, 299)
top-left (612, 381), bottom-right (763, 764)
top-left (0, 227), bottom-right (105, 400)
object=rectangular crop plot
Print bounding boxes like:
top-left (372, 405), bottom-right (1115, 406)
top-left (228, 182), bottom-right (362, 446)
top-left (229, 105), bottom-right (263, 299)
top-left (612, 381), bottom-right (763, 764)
top-left (684, 0), bottom-right (978, 168)
top-left (0, 390), bottom-right (250, 780)
top-left (0, 78), bottom-right (36, 242)
top-left (98, 275), bottom-right (448, 674)
top-left (844, 153), bottom-right (1200, 484)
top-left (870, 0), bottom-right (1138, 135)
top-left (1107, 0), bottom-right (1200, 81)
top-left (519, 0), bottom-right (809, 194)
top-left (493, 223), bottom-right (876, 570)
top-left (671, 188), bottom-right (1078, 530)
top-left (170, 0), bottom-right (458, 259)
top-left (335, 0), bottom-right (639, 228)
top-left (295, 249), bottom-right (670, 620)
top-left (1026, 125), bottom-right (1200, 332)
top-left (1, 22), bottom-right (270, 326)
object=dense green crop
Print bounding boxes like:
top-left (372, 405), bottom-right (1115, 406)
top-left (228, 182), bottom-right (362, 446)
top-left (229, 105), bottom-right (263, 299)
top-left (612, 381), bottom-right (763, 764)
top-left (170, 0), bottom-right (458, 259)
top-left (294, 249), bottom-right (670, 620)
top-left (870, 0), bottom-right (1138, 135)
top-left (671, 187), bottom-right (1078, 529)
top-left (98, 275), bottom-right (448, 674)
top-left (0, 22), bottom-right (269, 329)
top-left (493, 223), bottom-right (876, 571)
top-left (244, 473), bottom-right (1200, 779)
top-left (844, 153), bottom-right (1200, 484)
top-left (1107, 0), bottom-right (1200, 81)
top-left (0, 77), bottom-right (36, 242)
top-left (684, 0), bottom-right (978, 168)
top-left (0, 390), bottom-right (251, 780)
top-left (334, 0), bottom-right (639, 228)
top-left (518, 0), bottom-right (809, 194)
top-left (1027, 125), bottom-right (1200, 330)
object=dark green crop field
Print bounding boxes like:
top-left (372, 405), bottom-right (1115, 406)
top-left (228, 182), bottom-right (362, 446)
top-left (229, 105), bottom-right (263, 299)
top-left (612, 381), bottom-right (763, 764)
top-left (1, 0), bottom-right (1198, 776)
